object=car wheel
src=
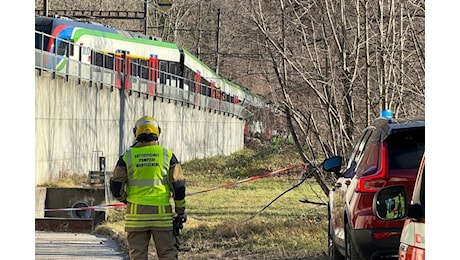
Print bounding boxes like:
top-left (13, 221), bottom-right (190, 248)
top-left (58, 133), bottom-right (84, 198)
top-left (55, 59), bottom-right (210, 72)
top-left (345, 222), bottom-right (361, 260)
top-left (328, 219), bottom-right (344, 260)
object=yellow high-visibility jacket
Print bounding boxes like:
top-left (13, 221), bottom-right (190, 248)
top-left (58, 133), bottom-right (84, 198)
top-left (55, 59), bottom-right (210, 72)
top-left (110, 141), bottom-right (186, 231)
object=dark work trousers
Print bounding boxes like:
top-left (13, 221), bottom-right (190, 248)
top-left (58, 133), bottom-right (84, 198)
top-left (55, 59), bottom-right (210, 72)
top-left (127, 229), bottom-right (178, 260)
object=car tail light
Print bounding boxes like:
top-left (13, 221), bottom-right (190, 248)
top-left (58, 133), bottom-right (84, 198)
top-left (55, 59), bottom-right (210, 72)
top-left (359, 178), bottom-right (386, 191)
top-left (356, 143), bottom-right (388, 193)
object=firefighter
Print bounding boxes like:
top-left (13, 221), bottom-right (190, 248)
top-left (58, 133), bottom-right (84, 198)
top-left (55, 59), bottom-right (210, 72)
top-left (385, 193), bottom-right (405, 219)
top-left (110, 116), bottom-right (187, 260)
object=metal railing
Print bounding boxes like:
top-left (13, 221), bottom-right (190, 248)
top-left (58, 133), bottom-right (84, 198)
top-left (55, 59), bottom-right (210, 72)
top-left (35, 30), bottom-right (252, 119)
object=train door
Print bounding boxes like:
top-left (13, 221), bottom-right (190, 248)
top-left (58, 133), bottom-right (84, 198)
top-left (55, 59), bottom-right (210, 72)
top-left (209, 81), bottom-right (217, 110)
top-left (75, 44), bottom-right (92, 79)
top-left (77, 44), bottom-right (91, 65)
top-left (114, 50), bottom-right (131, 91)
top-left (194, 70), bottom-right (201, 106)
top-left (148, 54), bottom-right (159, 96)
top-left (178, 50), bottom-right (185, 90)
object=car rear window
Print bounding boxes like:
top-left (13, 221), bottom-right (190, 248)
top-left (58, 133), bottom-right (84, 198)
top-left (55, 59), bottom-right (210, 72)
top-left (386, 128), bottom-right (425, 170)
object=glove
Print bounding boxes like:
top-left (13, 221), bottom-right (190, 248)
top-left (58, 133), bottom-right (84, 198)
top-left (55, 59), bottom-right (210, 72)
top-left (174, 213), bottom-right (187, 225)
top-left (173, 213), bottom-right (186, 237)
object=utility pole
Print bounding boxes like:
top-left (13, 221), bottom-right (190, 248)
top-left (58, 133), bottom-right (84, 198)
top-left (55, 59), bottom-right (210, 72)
top-left (144, 0), bottom-right (148, 35)
top-left (215, 8), bottom-right (221, 75)
top-left (196, 2), bottom-right (202, 60)
top-left (44, 0), bottom-right (49, 16)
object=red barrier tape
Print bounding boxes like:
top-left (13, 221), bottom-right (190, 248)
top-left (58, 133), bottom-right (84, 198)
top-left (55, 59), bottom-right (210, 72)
top-left (185, 163), bottom-right (305, 196)
top-left (42, 203), bottom-right (127, 212)
top-left (39, 163), bottom-right (306, 212)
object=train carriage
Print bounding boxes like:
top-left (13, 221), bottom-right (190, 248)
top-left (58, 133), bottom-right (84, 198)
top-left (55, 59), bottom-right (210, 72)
top-left (35, 15), bottom-right (268, 136)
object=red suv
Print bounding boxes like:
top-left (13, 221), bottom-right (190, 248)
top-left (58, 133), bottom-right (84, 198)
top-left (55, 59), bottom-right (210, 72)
top-left (372, 152), bottom-right (425, 259)
top-left (323, 111), bottom-right (424, 260)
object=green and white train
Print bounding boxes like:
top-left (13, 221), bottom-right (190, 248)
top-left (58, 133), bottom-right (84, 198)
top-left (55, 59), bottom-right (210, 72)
top-left (35, 15), bottom-right (265, 120)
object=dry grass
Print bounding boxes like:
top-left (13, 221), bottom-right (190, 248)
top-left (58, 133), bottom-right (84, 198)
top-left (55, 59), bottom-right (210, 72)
top-left (37, 172), bottom-right (88, 188)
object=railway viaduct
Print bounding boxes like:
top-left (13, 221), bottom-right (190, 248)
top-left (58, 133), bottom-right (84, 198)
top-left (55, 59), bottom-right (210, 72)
top-left (35, 69), bottom-right (246, 185)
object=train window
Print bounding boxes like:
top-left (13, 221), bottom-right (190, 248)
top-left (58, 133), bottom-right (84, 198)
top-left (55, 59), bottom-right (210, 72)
top-left (159, 61), bottom-right (168, 84)
top-left (185, 68), bottom-right (191, 81)
top-left (93, 51), bottom-right (114, 70)
top-left (93, 51), bottom-right (104, 67)
top-left (132, 58), bottom-right (148, 78)
top-left (104, 53), bottom-right (114, 70)
top-left (35, 32), bottom-right (45, 50)
top-left (184, 67), bottom-right (194, 88)
top-left (201, 79), bottom-right (211, 97)
top-left (138, 59), bottom-right (148, 79)
top-left (56, 41), bottom-right (66, 55)
top-left (199, 84), bottom-right (205, 96)
top-left (68, 40), bottom-right (74, 56)
top-left (56, 40), bottom-right (74, 57)
top-left (131, 59), bottom-right (139, 77)
top-left (169, 63), bottom-right (177, 78)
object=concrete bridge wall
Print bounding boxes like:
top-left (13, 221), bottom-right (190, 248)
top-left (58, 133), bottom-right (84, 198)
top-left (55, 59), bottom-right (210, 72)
top-left (35, 71), bottom-right (244, 185)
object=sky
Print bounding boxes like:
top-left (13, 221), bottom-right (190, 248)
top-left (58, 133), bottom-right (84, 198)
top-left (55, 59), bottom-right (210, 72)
top-left (0, 0), bottom-right (454, 257)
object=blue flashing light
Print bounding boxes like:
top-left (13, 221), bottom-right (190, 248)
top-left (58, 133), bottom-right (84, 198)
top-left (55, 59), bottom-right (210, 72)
top-left (381, 110), bottom-right (392, 120)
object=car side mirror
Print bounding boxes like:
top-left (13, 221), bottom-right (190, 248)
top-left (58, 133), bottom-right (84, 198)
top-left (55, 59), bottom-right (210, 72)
top-left (322, 156), bottom-right (342, 175)
top-left (372, 185), bottom-right (408, 220)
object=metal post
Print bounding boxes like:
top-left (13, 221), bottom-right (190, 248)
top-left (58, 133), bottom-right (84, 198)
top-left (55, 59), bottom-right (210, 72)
top-left (144, 1), bottom-right (149, 35)
top-left (99, 156), bottom-right (106, 172)
top-left (44, 0), bottom-right (49, 17)
top-left (78, 44), bottom-right (82, 85)
top-left (215, 8), bottom-right (221, 75)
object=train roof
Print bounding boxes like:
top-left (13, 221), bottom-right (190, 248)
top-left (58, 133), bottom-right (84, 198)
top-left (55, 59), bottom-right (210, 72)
top-left (35, 15), bottom-right (118, 34)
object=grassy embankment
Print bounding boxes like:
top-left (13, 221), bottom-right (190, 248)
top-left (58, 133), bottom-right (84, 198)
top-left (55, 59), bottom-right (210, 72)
top-left (92, 143), bottom-right (329, 259)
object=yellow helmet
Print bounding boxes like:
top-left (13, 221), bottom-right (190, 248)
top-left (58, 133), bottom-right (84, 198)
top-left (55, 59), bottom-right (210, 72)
top-left (133, 116), bottom-right (161, 140)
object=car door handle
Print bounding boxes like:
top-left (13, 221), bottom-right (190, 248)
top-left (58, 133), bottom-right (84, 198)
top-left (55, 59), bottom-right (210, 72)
top-left (334, 183), bottom-right (342, 188)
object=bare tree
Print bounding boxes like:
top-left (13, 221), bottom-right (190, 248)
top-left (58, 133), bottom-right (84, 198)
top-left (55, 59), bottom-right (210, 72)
top-left (240, 0), bottom-right (424, 195)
